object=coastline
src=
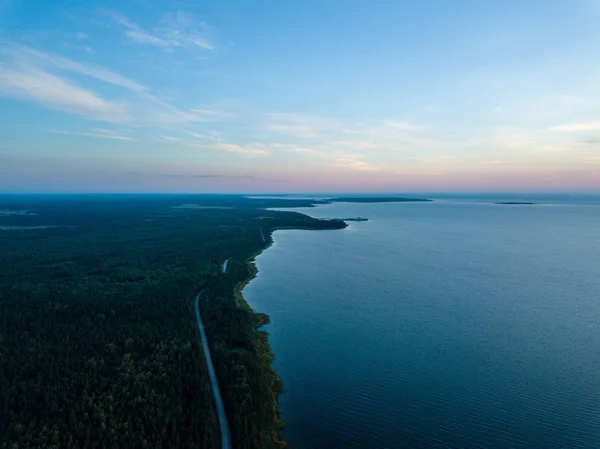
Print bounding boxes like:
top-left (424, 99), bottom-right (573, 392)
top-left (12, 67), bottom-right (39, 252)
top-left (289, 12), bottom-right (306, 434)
top-left (235, 222), bottom-right (345, 447)
top-left (234, 228), bottom-right (283, 446)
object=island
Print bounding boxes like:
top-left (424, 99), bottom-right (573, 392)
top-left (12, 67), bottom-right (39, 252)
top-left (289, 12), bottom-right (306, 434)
top-left (495, 201), bottom-right (536, 205)
top-left (339, 217), bottom-right (369, 222)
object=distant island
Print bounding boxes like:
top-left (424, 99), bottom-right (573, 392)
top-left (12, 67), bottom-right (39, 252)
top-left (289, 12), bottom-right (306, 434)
top-left (495, 202), bottom-right (536, 205)
top-left (339, 217), bottom-right (369, 222)
top-left (327, 197), bottom-right (432, 204)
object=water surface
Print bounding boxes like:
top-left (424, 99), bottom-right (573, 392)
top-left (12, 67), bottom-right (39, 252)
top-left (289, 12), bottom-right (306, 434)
top-left (243, 198), bottom-right (600, 448)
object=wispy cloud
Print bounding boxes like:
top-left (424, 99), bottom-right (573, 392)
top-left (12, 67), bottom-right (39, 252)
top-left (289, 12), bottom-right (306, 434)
top-left (295, 148), bottom-right (377, 171)
top-left (156, 135), bottom-right (185, 143)
top-left (327, 140), bottom-right (381, 150)
top-left (62, 43), bottom-right (94, 54)
top-left (284, 118), bottom-right (434, 157)
top-left (188, 109), bottom-right (233, 120)
top-left (0, 64), bottom-right (130, 121)
top-left (4, 42), bottom-right (147, 93)
top-left (532, 145), bottom-right (565, 153)
top-left (255, 114), bottom-right (441, 172)
top-left (192, 142), bottom-right (269, 156)
top-left (381, 120), bottom-right (424, 132)
top-left (333, 157), bottom-right (378, 171)
top-left (131, 172), bottom-right (286, 182)
top-left (48, 129), bottom-right (137, 141)
top-left (480, 160), bottom-right (506, 165)
top-left (264, 112), bottom-right (337, 138)
top-left (74, 32), bottom-right (89, 39)
top-left (549, 121), bottom-right (600, 132)
top-left (155, 136), bottom-right (269, 156)
top-left (262, 116), bottom-right (436, 172)
top-left (160, 173), bottom-right (255, 179)
top-left (0, 42), bottom-right (230, 126)
top-left (108, 10), bottom-right (216, 51)
top-left (149, 107), bottom-right (235, 126)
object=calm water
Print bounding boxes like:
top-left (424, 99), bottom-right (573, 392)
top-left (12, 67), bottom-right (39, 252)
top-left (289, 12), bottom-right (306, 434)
top-left (243, 197), bottom-right (600, 448)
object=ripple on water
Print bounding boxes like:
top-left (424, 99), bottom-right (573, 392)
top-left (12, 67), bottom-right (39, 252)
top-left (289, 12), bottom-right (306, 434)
top-left (244, 201), bottom-right (600, 448)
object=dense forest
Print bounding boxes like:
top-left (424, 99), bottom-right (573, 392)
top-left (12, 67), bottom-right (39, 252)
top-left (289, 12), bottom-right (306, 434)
top-left (0, 195), bottom-right (345, 448)
top-left (326, 197), bottom-right (431, 203)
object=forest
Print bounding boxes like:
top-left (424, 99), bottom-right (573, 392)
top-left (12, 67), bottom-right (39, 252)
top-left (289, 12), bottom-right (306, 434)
top-left (0, 195), bottom-right (345, 449)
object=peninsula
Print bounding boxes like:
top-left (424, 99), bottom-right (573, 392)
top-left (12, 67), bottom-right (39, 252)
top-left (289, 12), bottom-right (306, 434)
top-left (327, 197), bottom-right (432, 203)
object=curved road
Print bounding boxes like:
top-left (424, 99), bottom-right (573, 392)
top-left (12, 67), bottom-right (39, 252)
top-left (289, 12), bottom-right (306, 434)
top-left (259, 227), bottom-right (266, 243)
top-left (194, 291), bottom-right (232, 449)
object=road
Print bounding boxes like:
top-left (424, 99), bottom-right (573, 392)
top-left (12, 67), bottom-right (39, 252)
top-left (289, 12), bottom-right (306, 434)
top-left (194, 292), bottom-right (232, 449)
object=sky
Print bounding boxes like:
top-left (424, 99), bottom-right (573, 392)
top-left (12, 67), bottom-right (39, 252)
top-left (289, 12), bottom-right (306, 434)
top-left (1, 0), bottom-right (600, 193)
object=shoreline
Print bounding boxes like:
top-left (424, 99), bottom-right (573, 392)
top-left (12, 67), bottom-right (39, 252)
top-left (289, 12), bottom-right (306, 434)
top-left (235, 228), bottom-right (283, 446)
top-left (236, 223), bottom-right (346, 447)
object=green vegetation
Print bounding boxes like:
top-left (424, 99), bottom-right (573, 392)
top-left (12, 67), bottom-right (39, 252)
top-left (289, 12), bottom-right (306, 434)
top-left (0, 195), bottom-right (345, 449)
top-left (339, 217), bottom-right (369, 222)
top-left (328, 197), bottom-right (431, 203)
top-left (494, 201), bottom-right (536, 205)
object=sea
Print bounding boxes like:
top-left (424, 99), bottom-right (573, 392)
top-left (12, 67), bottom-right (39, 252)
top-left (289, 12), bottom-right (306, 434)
top-left (242, 194), bottom-right (600, 448)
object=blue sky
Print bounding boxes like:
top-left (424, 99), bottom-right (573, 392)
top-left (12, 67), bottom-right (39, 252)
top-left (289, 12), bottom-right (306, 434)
top-left (1, 0), bottom-right (599, 193)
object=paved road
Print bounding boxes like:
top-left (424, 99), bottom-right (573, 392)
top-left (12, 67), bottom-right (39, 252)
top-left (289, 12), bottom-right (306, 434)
top-left (194, 292), bottom-right (232, 449)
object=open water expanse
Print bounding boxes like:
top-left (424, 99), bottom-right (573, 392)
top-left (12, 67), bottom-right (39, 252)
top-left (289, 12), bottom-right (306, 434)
top-left (243, 195), bottom-right (600, 448)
